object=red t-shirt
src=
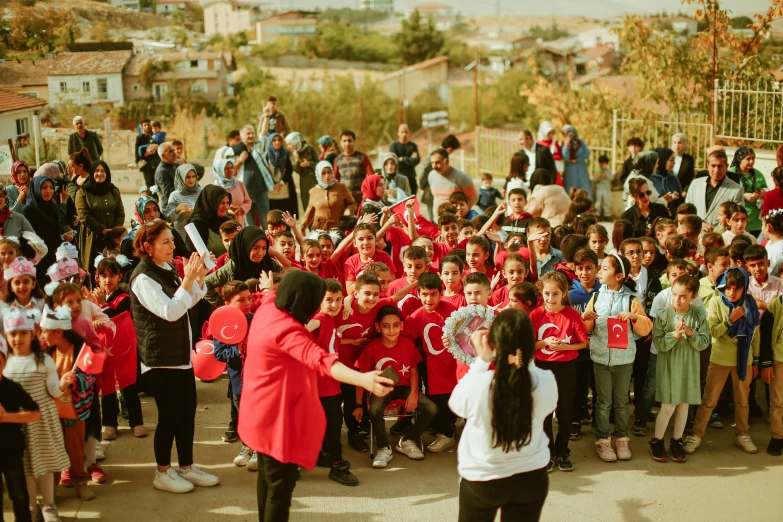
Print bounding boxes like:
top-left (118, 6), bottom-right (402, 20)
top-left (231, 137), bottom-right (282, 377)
top-left (528, 306), bottom-right (588, 363)
top-left (316, 259), bottom-right (342, 282)
top-left (336, 297), bottom-right (393, 367)
top-left (432, 242), bottom-right (454, 267)
top-left (466, 266), bottom-right (498, 282)
top-left (344, 250), bottom-right (396, 283)
top-left (402, 301), bottom-right (457, 395)
top-left (384, 226), bottom-right (412, 277)
top-left (388, 277), bottom-right (421, 316)
top-left (356, 336), bottom-right (422, 388)
top-left (441, 291), bottom-right (467, 309)
top-left (312, 312), bottom-right (341, 398)
top-left (489, 285), bottom-right (509, 308)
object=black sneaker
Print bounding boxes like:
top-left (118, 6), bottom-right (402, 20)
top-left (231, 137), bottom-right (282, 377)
top-left (329, 461), bottom-right (359, 487)
top-left (546, 458), bottom-right (556, 473)
top-left (556, 455), bottom-right (574, 472)
top-left (649, 438), bottom-right (668, 462)
top-left (348, 434), bottom-right (369, 453)
top-left (390, 418), bottom-right (412, 436)
top-left (767, 438), bottom-right (783, 456)
top-left (569, 422), bottom-right (581, 441)
top-left (222, 430), bottom-right (238, 443)
top-left (670, 438), bottom-right (687, 463)
top-left (632, 420), bottom-right (647, 437)
top-left (358, 430), bottom-right (370, 440)
top-left (316, 452), bottom-right (332, 468)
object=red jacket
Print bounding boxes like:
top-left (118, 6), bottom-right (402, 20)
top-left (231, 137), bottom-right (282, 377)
top-left (238, 293), bottom-right (339, 469)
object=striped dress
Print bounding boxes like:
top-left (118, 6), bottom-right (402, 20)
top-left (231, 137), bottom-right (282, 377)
top-left (3, 353), bottom-right (70, 477)
top-left (165, 187), bottom-right (202, 241)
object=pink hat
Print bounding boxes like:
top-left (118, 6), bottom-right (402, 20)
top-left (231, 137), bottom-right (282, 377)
top-left (4, 257), bottom-right (35, 281)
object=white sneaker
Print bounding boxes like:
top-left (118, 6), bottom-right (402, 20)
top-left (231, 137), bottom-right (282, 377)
top-left (372, 446), bottom-right (393, 468)
top-left (247, 452), bottom-right (259, 471)
top-left (595, 438), bottom-right (617, 462)
top-left (233, 445), bottom-right (253, 467)
top-left (396, 438), bottom-right (424, 460)
top-left (683, 434), bottom-right (702, 454)
top-left (615, 436), bottom-right (632, 460)
top-left (153, 468), bottom-right (194, 494)
top-left (735, 435), bottom-right (759, 454)
top-left (41, 505), bottom-right (61, 522)
top-left (95, 445), bottom-right (105, 461)
top-left (176, 465), bottom-right (219, 487)
top-left (427, 434), bottom-right (456, 453)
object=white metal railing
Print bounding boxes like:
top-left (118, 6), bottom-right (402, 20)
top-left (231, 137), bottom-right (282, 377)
top-left (714, 79), bottom-right (783, 146)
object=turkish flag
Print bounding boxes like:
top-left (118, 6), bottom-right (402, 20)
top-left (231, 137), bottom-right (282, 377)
top-left (606, 318), bottom-right (629, 349)
top-left (75, 343), bottom-right (107, 375)
top-left (390, 196), bottom-right (439, 239)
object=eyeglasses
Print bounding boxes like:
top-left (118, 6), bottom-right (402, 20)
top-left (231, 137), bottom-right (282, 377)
top-left (624, 249), bottom-right (642, 256)
top-left (638, 190), bottom-right (652, 197)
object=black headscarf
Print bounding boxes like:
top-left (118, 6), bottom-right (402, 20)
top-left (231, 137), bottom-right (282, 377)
top-left (274, 270), bottom-right (326, 324)
top-left (229, 226), bottom-right (277, 280)
top-left (731, 146), bottom-right (754, 172)
top-left (188, 185), bottom-right (231, 233)
top-left (653, 148), bottom-right (674, 176)
top-left (27, 176), bottom-right (62, 227)
top-left (83, 161), bottom-right (116, 195)
top-left (632, 150), bottom-right (658, 177)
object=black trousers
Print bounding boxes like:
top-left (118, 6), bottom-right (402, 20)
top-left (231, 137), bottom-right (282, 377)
top-left (146, 368), bottom-right (197, 467)
top-left (320, 394), bottom-right (343, 462)
top-left (102, 382), bottom-right (144, 429)
top-left (0, 451), bottom-right (31, 522)
top-left (256, 453), bottom-right (298, 522)
top-left (535, 359), bottom-right (576, 457)
top-left (458, 466), bottom-right (549, 522)
top-left (142, 168), bottom-right (156, 191)
top-left (429, 392), bottom-right (456, 437)
top-left (632, 337), bottom-right (652, 410)
top-left (340, 383), bottom-right (368, 436)
top-left (572, 354), bottom-right (594, 418)
top-left (404, 171), bottom-right (418, 195)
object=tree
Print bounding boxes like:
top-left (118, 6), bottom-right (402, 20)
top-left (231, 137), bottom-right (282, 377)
top-left (528, 22), bottom-right (571, 41)
top-left (395, 10), bottom-right (445, 66)
top-left (731, 15), bottom-right (754, 28)
top-left (7, 6), bottom-right (80, 53)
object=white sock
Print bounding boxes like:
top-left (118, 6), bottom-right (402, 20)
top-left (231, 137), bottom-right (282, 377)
top-left (672, 404), bottom-right (689, 439)
top-left (654, 404), bottom-right (676, 440)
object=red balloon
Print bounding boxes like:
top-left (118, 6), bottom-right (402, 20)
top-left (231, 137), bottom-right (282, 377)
top-left (192, 339), bottom-right (226, 382)
top-left (209, 306), bottom-right (249, 345)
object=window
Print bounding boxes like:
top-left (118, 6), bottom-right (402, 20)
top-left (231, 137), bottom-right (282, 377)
top-left (15, 118), bottom-right (29, 137)
top-left (59, 82), bottom-right (67, 92)
top-left (97, 79), bottom-right (108, 94)
top-left (191, 79), bottom-right (208, 94)
top-left (133, 84), bottom-right (139, 91)
top-left (190, 60), bottom-right (199, 68)
top-left (82, 81), bottom-right (90, 93)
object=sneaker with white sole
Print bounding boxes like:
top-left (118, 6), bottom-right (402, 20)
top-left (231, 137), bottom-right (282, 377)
top-left (234, 445), bottom-right (253, 466)
top-left (734, 435), bottom-right (759, 454)
top-left (595, 438), bottom-right (617, 462)
top-left (372, 446), bottom-right (393, 468)
top-left (153, 468), bottom-right (194, 494)
top-left (95, 445), bottom-right (105, 461)
top-left (683, 434), bottom-right (702, 454)
top-left (103, 426), bottom-right (117, 440)
top-left (615, 436), bottom-right (632, 460)
top-left (176, 465), bottom-right (219, 487)
top-left (247, 452), bottom-right (259, 471)
top-left (427, 434), bottom-right (455, 453)
top-left (41, 505), bottom-right (61, 522)
top-left (396, 438), bottom-right (424, 460)
top-left (133, 425), bottom-right (147, 438)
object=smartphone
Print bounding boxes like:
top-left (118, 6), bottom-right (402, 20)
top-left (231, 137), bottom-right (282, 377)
top-left (379, 366), bottom-right (400, 385)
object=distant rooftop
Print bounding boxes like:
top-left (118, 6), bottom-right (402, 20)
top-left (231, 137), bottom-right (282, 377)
top-left (50, 51), bottom-right (133, 76)
top-left (0, 60), bottom-right (52, 89)
top-left (0, 89), bottom-right (48, 114)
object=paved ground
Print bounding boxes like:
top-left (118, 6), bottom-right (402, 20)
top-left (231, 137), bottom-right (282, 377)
top-left (6, 375), bottom-right (783, 522)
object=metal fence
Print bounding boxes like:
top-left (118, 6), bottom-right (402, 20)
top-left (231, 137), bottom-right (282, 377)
top-left (714, 79), bottom-right (783, 148)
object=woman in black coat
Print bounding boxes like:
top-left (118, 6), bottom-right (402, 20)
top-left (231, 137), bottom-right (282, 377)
top-left (621, 178), bottom-right (670, 238)
top-left (672, 133), bottom-right (696, 194)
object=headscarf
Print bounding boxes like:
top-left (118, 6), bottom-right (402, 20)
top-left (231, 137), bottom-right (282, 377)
top-left (537, 121), bottom-right (555, 142)
top-left (317, 136), bottom-right (332, 147)
top-left (0, 186), bottom-right (11, 224)
top-left (381, 152), bottom-right (399, 178)
top-left (284, 132), bottom-right (306, 153)
top-left (672, 133), bottom-right (688, 154)
top-left (315, 161), bottom-right (335, 190)
top-left (212, 158), bottom-right (237, 190)
top-left (631, 150), bottom-right (658, 178)
top-left (188, 185), bottom-right (230, 233)
top-left (134, 195), bottom-right (159, 225)
top-left (82, 161), bottom-right (116, 195)
top-left (274, 270), bottom-right (326, 324)
top-left (715, 267), bottom-right (761, 380)
top-left (34, 163), bottom-right (62, 179)
top-left (51, 160), bottom-right (68, 178)
top-left (266, 132), bottom-right (289, 173)
top-left (562, 124), bottom-right (580, 157)
top-left (229, 226), bottom-right (276, 281)
top-left (174, 164), bottom-right (200, 196)
top-left (27, 176), bottom-right (62, 227)
top-left (731, 146), bottom-right (754, 173)
top-left (358, 174), bottom-right (384, 212)
top-left (653, 148), bottom-right (674, 176)
top-left (11, 161), bottom-right (30, 189)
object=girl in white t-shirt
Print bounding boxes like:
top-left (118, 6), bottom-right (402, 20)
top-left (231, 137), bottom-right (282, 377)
top-left (763, 210), bottom-right (783, 277)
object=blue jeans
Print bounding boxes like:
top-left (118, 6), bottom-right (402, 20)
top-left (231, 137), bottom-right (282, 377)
top-left (249, 193), bottom-right (270, 229)
top-left (593, 362), bottom-right (634, 439)
top-left (635, 353), bottom-right (657, 424)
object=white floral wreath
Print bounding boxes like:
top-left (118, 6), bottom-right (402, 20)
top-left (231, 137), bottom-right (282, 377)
top-left (443, 304), bottom-right (496, 365)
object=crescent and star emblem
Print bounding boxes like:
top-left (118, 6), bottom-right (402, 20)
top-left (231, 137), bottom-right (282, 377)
top-left (423, 323), bottom-right (444, 355)
top-left (375, 357), bottom-right (398, 371)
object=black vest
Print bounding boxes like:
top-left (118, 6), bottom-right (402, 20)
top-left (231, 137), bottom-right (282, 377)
top-left (130, 258), bottom-right (191, 367)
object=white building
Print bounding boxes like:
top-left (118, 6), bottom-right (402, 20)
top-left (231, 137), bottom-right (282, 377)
top-left (359, 0), bottom-right (394, 13)
top-left (48, 51), bottom-right (132, 108)
top-left (204, 1), bottom-right (270, 37)
top-left (0, 90), bottom-right (48, 173)
top-left (110, 0), bottom-right (140, 9)
top-left (156, 0), bottom-right (189, 14)
top-left (576, 26), bottom-right (620, 49)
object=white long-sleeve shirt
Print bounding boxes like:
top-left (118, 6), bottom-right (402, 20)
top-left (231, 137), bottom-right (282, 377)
top-left (131, 266), bottom-right (206, 373)
top-left (449, 358), bottom-right (557, 482)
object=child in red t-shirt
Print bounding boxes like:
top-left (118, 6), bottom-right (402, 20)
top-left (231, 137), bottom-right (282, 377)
top-left (489, 253), bottom-right (529, 307)
top-left (507, 282), bottom-right (539, 315)
top-left (440, 255), bottom-right (467, 308)
top-left (355, 306), bottom-right (437, 468)
top-left (345, 224), bottom-right (396, 293)
top-left (465, 235), bottom-right (497, 281)
top-left (403, 273), bottom-right (457, 452)
top-left (305, 279), bottom-right (357, 486)
top-left (388, 246), bottom-right (429, 316)
top-left (529, 271), bottom-right (588, 473)
top-left (363, 262), bottom-right (392, 297)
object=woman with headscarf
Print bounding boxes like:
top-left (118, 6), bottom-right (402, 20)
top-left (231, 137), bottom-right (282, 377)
top-left (21, 177), bottom-right (72, 283)
top-left (301, 161), bottom-right (357, 233)
top-left (317, 135), bottom-right (340, 164)
top-left (623, 150), bottom-right (667, 210)
top-left (356, 174), bottom-right (385, 216)
top-left (75, 161), bottom-right (125, 271)
top-left (7, 160), bottom-right (31, 213)
top-left (525, 169), bottom-right (571, 227)
top-left (165, 164), bottom-right (202, 241)
top-left (204, 226), bottom-right (281, 306)
top-left (212, 158), bottom-right (251, 226)
top-left (239, 270), bottom-right (392, 521)
top-left (266, 133), bottom-right (297, 216)
top-left (0, 185), bottom-right (35, 237)
top-left (651, 147), bottom-right (683, 217)
top-left (35, 162), bottom-right (77, 233)
top-left (537, 121), bottom-right (564, 187)
top-left (285, 132), bottom-right (320, 211)
top-left (671, 133), bottom-right (696, 193)
top-left (561, 124), bottom-right (592, 199)
top-left (729, 146), bottom-right (768, 237)
top-left (185, 185), bottom-right (231, 257)
top-left (380, 152), bottom-right (411, 201)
